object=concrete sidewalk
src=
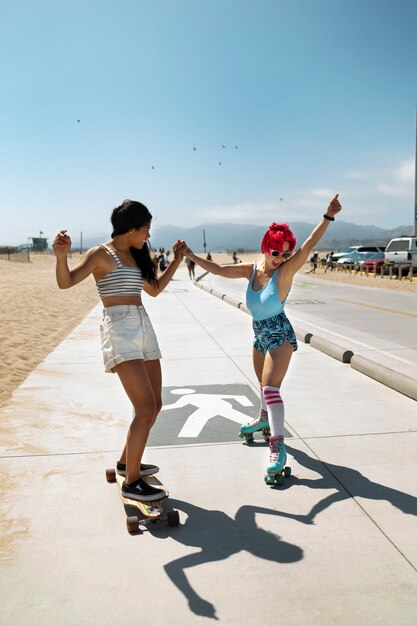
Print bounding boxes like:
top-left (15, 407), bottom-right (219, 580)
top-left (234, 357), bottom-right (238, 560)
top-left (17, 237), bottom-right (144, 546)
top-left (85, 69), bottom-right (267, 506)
top-left (1, 268), bottom-right (417, 625)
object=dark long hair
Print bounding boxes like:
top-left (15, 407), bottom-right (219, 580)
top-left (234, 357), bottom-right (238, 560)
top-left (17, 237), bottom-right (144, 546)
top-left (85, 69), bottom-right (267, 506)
top-left (110, 199), bottom-right (157, 284)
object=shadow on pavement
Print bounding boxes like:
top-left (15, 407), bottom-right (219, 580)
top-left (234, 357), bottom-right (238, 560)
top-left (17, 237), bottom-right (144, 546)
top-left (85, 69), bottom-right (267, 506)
top-left (158, 499), bottom-right (304, 620)
top-left (275, 445), bottom-right (417, 525)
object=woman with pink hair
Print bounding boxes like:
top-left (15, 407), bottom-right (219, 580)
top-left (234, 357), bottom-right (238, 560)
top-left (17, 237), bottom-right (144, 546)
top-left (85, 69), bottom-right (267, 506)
top-left (181, 195), bottom-right (342, 484)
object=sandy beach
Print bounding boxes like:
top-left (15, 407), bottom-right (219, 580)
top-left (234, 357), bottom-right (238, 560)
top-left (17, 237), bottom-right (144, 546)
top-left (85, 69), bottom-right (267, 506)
top-left (0, 253), bottom-right (99, 409)
top-left (1, 250), bottom-right (415, 410)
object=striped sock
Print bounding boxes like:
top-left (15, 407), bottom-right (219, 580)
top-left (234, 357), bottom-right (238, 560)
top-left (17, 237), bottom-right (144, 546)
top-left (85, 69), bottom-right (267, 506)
top-left (263, 385), bottom-right (284, 438)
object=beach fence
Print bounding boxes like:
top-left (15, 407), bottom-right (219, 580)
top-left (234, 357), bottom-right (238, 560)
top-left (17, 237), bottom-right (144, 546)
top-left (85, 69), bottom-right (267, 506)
top-left (0, 245), bottom-right (31, 262)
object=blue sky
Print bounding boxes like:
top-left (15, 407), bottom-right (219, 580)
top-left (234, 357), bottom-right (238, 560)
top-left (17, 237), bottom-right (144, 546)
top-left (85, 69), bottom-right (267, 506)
top-left (1, 0), bottom-right (417, 245)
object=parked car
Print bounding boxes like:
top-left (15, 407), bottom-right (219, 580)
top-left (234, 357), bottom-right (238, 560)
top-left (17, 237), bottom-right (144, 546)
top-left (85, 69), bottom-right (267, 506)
top-left (330, 246), bottom-right (361, 262)
top-left (354, 251), bottom-right (385, 270)
top-left (335, 250), bottom-right (382, 266)
top-left (332, 245), bottom-right (385, 263)
top-left (384, 236), bottom-right (417, 269)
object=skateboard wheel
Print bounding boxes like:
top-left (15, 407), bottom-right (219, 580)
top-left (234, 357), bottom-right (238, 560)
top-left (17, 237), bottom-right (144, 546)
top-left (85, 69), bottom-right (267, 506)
top-left (126, 515), bottom-right (140, 534)
top-left (284, 466), bottom-right (291, 477)
top-left (167, 510), bottom-right (180, 527)
top-left (106, 468), bottom-right (117, 483)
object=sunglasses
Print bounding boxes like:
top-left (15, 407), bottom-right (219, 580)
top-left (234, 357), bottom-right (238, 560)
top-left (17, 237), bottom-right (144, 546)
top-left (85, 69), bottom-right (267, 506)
top-left (270, 250), bottom-right (291, 259)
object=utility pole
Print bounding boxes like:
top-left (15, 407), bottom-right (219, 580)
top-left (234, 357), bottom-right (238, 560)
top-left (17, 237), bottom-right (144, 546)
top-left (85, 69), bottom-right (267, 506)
top-left (415, 108), bottom-right (417, 235)
top-left (80, 231), bottom-right (83, 254)
top-left (203, 229), bottom-right (207, 254)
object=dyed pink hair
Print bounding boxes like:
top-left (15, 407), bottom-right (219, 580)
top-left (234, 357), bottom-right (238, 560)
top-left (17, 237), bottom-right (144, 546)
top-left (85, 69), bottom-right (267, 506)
top-left (261, 222), bottom-right (296, 254)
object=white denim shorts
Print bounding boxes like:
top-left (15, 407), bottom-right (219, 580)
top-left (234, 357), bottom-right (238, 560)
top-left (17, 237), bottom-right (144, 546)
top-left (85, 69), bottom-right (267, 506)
top-left (100, 305), bottom-right (162, 373)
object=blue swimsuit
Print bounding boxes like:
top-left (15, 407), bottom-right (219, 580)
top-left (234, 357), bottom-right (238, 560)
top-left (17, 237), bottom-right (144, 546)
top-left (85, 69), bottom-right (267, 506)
top-left (246, 264), bottom-right (298, 355)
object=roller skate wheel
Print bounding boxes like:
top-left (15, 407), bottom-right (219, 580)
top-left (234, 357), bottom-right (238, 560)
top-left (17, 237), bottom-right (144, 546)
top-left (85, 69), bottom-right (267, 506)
top-left (284, 466), bottom-right (291, 477)
top-left (275, 474), bottom-right (284, 486)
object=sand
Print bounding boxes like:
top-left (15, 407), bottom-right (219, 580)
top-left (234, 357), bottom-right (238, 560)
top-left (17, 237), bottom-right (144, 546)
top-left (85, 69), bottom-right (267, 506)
top-left (0, 253), bottom-right (99, 409)
top-left (1, 249), bottom-right (415, 410)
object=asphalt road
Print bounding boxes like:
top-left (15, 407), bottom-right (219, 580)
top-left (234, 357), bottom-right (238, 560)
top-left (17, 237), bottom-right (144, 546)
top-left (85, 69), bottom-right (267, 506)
top-left (201, 271), bottom-right (417, 380)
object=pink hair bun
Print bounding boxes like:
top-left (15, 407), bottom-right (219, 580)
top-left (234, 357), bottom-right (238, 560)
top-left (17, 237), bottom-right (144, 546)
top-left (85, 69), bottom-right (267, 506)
top-left (261, 222), bottom-right (296, 254)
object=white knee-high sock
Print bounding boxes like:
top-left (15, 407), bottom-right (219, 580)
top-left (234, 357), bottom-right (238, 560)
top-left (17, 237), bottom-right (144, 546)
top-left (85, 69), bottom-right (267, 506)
top-left (263, 386), bottom-right (284, 437)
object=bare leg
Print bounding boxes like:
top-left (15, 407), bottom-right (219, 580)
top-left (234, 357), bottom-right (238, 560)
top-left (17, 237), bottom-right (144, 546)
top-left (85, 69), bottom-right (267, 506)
top-left (114, 359), bottom-right (156, 484)
top-left (119, 359), bottom-right (162, 465)
top-left (252, 347), bottom-right (265, 385)
top-left (144, 359), bottom-right (162, 426)
top-left (262, 340), bottom-right (294, 387)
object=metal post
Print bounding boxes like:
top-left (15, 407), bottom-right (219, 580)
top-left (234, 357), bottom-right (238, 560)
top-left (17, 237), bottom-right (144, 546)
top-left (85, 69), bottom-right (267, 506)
top-left (415, 107), bottom-right (417, 236)
top-left (80, 231), bottom-right (83, 254)
top-left (203, 229), bottom-right (207, 254)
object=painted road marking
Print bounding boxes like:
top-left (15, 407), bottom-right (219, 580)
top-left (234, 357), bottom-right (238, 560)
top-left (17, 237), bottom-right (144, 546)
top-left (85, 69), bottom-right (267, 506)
top-left (147, 384), bottom-right (292, 446)
top-left (162, 388), bottom-right (253, 437)
top-left (335, 298), bottom-right (417, 318)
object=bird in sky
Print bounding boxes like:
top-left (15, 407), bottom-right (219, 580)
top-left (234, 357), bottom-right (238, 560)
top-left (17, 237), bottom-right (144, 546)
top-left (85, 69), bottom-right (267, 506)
top-left (222, 144), bottom-right (226, 148)
top-left (193, 146), bottom-right (197, 151)
top-left (234, 145), bottom-right (238, 149)
top-left (77, 119), bottom-right (80, 123)
top-left (218, 161), bottom-right (222, 166)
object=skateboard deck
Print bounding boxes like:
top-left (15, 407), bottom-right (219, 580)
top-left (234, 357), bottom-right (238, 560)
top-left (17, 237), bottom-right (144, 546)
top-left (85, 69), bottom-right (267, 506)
top-left (106, 468), bottom-right (180, 533)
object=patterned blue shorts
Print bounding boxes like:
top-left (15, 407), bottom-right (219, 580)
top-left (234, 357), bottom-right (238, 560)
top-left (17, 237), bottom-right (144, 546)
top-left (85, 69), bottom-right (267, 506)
top-left (252, 312), bottom-right (298, 355)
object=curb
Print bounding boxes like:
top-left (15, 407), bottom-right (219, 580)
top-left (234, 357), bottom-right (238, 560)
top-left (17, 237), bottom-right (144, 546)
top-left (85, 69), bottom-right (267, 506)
top-left (309, 336), bottom-right (354, 364)
top-left (351, 355), bottom-right (417, 402)
top-left (193, 277), bottom-right (417, 402)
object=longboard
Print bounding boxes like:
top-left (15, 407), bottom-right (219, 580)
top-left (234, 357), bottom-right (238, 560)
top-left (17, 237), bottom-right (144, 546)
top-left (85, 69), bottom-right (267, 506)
top-left (106, 468), bottom-right (180, 534)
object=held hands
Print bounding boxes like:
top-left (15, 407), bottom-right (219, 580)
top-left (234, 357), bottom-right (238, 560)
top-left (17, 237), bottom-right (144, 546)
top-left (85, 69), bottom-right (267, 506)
top-left (326, 194), bottom-right (342, 218)
top-left (180, 240), bottom-right (193, 257)
top-left (172, 239), bottom-right (184, 261)
top-left (53, 230), bottom-right (72, 257)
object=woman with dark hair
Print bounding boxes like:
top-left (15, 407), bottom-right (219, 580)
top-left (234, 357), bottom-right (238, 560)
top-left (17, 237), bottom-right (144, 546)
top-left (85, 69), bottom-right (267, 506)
top-left (53, 199), bottom-right (183, 502)
top-left (181, 195), bottom-right (342, 484)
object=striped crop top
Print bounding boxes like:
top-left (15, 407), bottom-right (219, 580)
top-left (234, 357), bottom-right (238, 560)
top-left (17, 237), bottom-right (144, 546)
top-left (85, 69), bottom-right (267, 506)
top-left (96, 245), bottom-right (144, 298)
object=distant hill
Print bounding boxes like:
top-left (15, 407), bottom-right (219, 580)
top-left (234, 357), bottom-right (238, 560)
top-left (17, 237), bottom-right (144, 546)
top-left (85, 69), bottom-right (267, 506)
top-left (80, 220), bottom-right (413, 252)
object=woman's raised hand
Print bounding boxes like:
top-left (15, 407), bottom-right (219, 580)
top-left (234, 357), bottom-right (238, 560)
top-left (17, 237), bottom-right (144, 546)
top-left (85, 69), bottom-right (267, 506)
top-left (172, 239), bottom-right (184, 261)
top-left (180, 241), bottom-right (193, 257)
top-left (53, 230), bottom-right (72, 257)
top-left (326, 194), bottom-right (342, 218)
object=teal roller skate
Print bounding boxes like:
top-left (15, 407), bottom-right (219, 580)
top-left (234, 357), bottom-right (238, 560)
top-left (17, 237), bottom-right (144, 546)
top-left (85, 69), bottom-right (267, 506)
top-left (264, 436), bottom-right (291, 486)
top-left (239, 411), bottom-right (270, 445)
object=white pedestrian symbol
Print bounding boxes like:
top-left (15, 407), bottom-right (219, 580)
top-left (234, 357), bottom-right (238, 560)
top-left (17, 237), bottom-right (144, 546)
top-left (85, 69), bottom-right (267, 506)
top-left (161, 388), bottom-right (254, 438)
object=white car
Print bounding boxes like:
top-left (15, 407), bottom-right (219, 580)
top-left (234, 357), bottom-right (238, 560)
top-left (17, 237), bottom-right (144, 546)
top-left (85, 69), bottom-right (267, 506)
top-left (332, 245), bottom-right (385, 263)
top-left (384, 236), bottom-right (417, 268)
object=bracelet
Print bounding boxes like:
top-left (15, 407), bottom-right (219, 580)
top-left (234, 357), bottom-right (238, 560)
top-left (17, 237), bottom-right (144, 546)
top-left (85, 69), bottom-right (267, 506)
top-left (323, 214), bottom-right (335, 221)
